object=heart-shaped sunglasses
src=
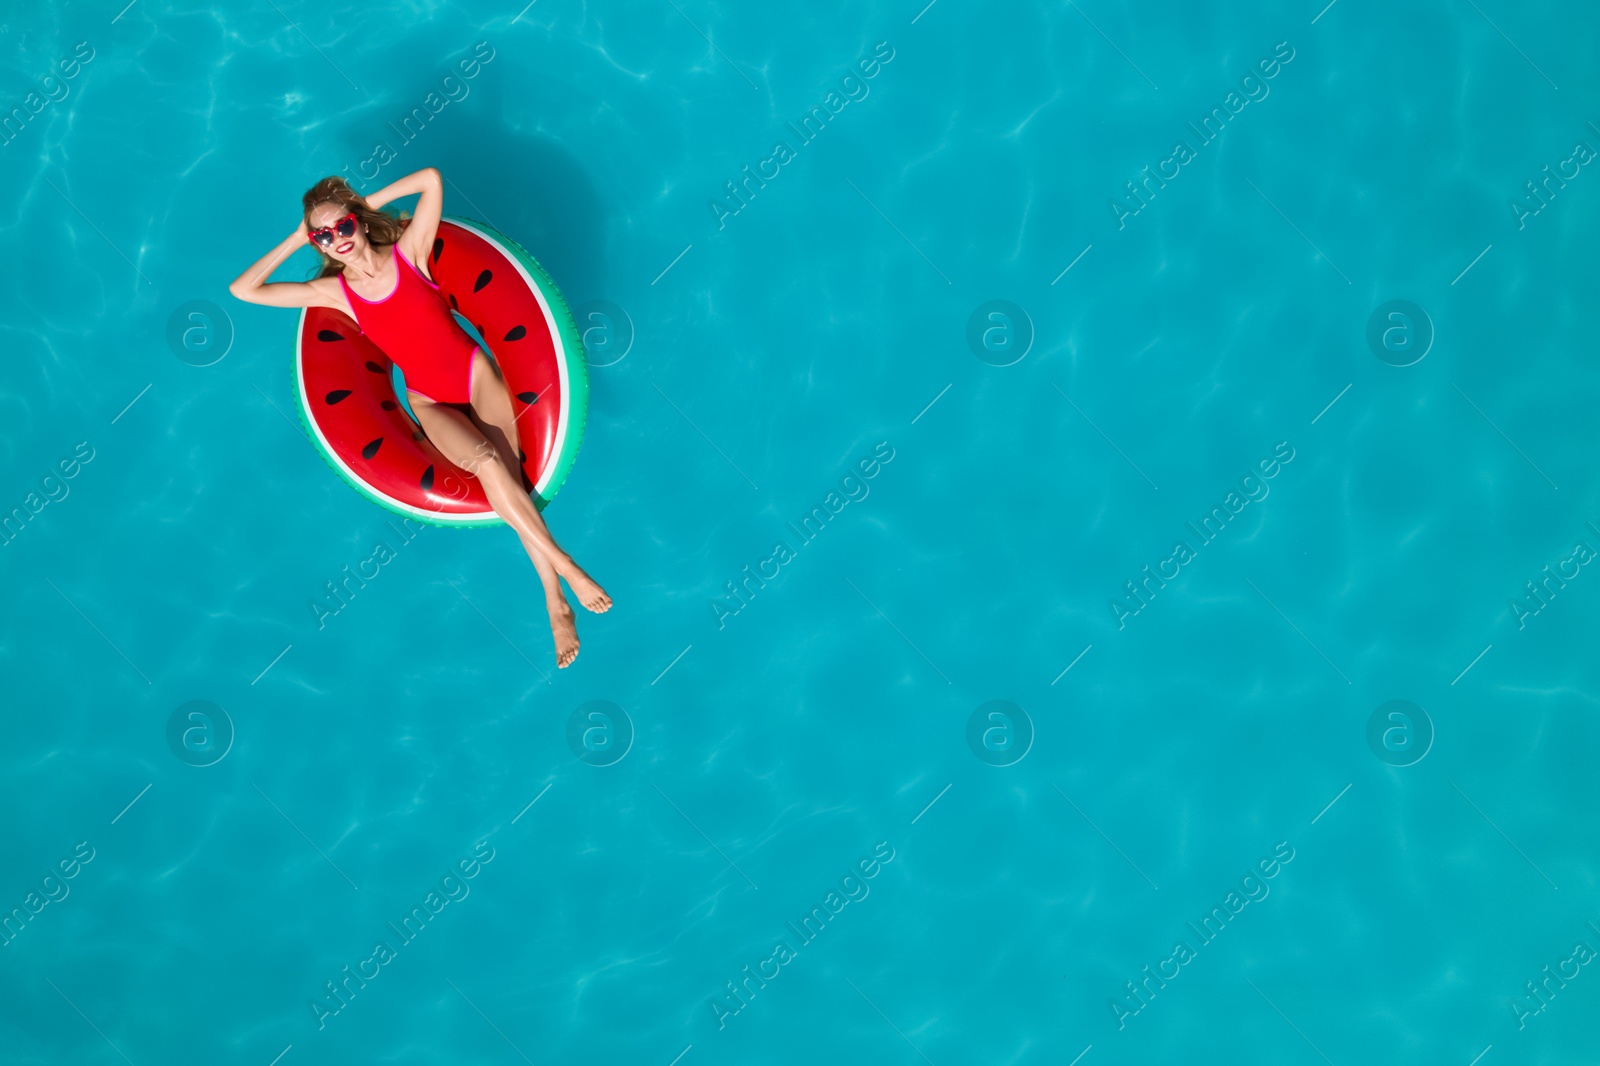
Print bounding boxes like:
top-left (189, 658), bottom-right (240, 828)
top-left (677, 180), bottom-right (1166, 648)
top-left (307, 212), bottom-right (358, 248)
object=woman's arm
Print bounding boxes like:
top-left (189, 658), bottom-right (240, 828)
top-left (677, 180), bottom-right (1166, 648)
top-left (370, 167), bottom-right (444, 270)
top-left (228, 220), bottom-right (328, 308)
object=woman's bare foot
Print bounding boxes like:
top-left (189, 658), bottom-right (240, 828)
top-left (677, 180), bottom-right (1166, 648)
top-left (563, 567), bottom-right (612, 613)
top-left (550, 599), bottom-right (580, 668)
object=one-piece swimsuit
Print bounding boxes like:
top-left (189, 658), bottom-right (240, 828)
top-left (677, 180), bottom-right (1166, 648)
top-left (338, 243), bottom-right (479, 404)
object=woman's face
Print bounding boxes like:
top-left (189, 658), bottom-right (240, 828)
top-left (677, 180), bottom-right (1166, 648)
top-left (307, 201), bottom-right (368, 260)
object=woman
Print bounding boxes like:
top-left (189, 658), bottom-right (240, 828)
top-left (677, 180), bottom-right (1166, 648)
top-left (229, 167), bottom-right (610, 668)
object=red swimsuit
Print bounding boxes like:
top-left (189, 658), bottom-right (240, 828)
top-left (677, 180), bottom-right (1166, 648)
top-left (338, 242), bottom-right (479, 404)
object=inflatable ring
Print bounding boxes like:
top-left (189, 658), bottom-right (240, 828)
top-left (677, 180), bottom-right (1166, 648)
top-left (293, 216), bottom-right (588, 527)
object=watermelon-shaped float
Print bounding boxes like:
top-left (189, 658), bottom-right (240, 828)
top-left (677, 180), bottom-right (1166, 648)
top-left (293, 216), bottom-right (588, 527)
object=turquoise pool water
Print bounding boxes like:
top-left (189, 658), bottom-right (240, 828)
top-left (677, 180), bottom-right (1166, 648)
top-left (3, 0), bottom-right (1599, 1062)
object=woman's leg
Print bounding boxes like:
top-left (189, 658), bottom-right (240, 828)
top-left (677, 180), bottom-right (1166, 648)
top-left (409, 390), bottom-right (590, 668)
top-left (515, 529), bottom-right (580, 668)
top-left (459, 348), bottom-right (611, 614)
top-left (462, 347), bottom-right (529, 490)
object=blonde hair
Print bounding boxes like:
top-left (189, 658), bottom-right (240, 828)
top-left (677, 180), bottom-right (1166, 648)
top-left (300, 176), bottom-right (407, 279)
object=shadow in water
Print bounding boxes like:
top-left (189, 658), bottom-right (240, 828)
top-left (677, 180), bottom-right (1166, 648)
top-left (332, 56), bottom-right (611, 304)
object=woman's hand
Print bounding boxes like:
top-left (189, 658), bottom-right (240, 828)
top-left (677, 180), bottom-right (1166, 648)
top-left (293, 216), bottom-right (309, 243)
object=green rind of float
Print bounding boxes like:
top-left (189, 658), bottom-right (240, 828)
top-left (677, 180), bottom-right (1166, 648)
top-left (291, 216), bottom-right (589, 529)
